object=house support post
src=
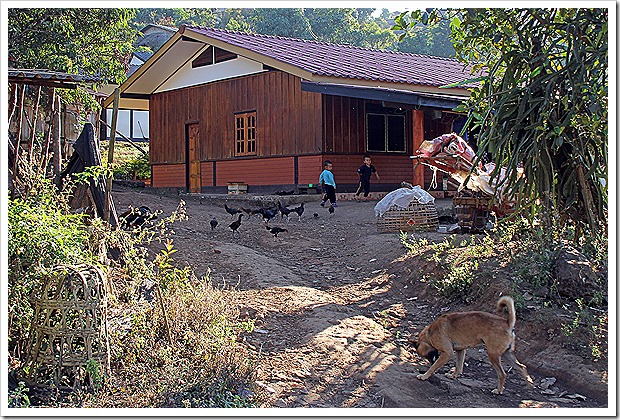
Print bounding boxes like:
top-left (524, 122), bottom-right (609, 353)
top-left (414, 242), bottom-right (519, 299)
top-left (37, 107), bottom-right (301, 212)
top-left (412, 109), bottom-right (425, 188)
top-left (103, 87), bottom-right (120, 223)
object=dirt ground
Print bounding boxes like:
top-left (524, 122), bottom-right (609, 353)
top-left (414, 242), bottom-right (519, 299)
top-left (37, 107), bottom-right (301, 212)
top-left (112, 186), bottom-right (609, 410)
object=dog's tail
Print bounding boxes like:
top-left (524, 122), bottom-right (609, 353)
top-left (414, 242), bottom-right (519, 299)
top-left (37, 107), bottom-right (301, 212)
top-left (497, 296), bottom-right (516, 329)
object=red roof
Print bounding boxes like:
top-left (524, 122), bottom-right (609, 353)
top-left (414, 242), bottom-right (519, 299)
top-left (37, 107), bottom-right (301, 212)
top-left (185, 26), bottom-right (480, 89)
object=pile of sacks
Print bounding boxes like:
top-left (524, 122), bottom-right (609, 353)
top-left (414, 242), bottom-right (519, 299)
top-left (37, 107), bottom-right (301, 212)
top-left (415, 132), bottom-right (520, 197)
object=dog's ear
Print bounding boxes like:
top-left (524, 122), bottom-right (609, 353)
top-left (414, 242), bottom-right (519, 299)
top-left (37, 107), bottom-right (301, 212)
top-left (412, 339), bottom-right (419, 350)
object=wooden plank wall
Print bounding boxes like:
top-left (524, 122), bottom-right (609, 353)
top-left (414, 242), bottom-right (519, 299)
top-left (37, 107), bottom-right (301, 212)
top-left (323, 154), bottom-right (413, 186)
top-left (297, 155), bottom-right (324, 184)
top-left (216, 157), bottom-right (295, 186)
top-left (152, 164), bottom-right (185, 187)
top-left (201, 161), bottom-right (214, 187)
top-left (322, 95), bottom-right (365, 154)
top-left (149, 70), bottom-right (323, 165)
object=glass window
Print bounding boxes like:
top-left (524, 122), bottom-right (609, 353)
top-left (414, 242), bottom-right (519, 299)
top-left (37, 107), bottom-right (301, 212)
top-left (235, 111), bottom-right (257, 156)
top-left (366, 112), bottom-right (406, 152)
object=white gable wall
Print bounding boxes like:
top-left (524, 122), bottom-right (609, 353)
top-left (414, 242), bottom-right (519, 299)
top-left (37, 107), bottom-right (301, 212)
top-left (156, 54), bottom-right (265, 93)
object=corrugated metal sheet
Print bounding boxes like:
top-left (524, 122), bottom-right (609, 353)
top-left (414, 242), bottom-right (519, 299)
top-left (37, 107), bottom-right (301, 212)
top-left (8, 68), bottom-right (101, 87)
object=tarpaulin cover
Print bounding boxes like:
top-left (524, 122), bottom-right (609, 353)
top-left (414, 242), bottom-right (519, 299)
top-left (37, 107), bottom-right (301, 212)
top-left (60, 123), bottom-right (118, 227)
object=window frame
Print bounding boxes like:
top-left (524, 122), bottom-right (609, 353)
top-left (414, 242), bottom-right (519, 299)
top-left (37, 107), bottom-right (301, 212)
top-left (192, 46), bottom-right (237, 68)
top-left (365, 112), bottom-right (406, 153)
top-left (234, 111), bottom-right (257, 157)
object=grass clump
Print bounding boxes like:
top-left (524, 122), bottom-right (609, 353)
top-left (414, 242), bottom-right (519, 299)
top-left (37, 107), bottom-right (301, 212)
top-left (8, 172), bottom-right (260, 408)
top-left (400, 215), bottom-right (608, 363)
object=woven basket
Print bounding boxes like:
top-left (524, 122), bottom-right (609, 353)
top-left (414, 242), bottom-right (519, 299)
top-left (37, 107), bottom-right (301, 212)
top-left (25, 265), bottom-right (109, 389)
top-left (376, 201), bottom-right (439, 233)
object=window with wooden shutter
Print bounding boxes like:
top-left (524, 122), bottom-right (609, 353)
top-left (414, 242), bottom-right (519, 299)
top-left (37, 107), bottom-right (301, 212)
top-left (235, 111), bottom-right (257, 156)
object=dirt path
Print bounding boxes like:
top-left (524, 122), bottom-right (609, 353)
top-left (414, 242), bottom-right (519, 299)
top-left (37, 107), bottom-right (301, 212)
top-left (113, 187), bottom-right (608, 409)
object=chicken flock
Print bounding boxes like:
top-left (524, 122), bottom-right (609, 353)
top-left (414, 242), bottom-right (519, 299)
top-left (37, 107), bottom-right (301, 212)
top-left (215, 200), bottom-right (332, 238)
top-left (121, 199), bottom-right (334, 240)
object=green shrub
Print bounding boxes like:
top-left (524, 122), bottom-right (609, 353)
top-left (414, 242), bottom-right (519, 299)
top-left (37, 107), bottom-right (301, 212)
top-left (112, 154), bottom-right (151, 180)
top-left (8, 171), bottom-right (259, 407)
top-left (8, 195), bottom-right (96, 356)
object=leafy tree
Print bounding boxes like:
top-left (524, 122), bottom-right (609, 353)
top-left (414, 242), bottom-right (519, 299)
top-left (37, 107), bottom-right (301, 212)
top-left (360, 20), bottom-right (398, 50)
top-left (131, 8), bottom-right (217, 31)
top-left (396, 18), bottom-right (455, 57)
top-left (304, 8), bottom-right (363, 45)
top-left (395, 8), bottom-right (608, 234)
top-left (248, 8), bottom-right (313, 39)
top-left (8, 8), bottom-right (137, 84)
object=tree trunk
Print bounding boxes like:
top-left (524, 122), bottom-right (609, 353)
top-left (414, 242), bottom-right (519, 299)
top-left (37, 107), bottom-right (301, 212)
top-left (576, 163), bottom-right (599, 234)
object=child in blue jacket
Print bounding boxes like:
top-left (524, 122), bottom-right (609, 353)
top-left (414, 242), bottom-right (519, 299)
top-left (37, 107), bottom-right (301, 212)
top-left (319, 160), bottom-right (337, 207)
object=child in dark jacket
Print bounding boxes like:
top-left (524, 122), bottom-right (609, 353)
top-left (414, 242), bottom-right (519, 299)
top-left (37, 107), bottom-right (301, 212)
top-left (355, 154), bottom-right (380, 200)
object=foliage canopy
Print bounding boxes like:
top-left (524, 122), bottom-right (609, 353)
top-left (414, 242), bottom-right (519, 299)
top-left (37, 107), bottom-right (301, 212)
top-left (395, 8), bottom-right (608, 232)
top-left (8, 8), bottom-right (137, 84)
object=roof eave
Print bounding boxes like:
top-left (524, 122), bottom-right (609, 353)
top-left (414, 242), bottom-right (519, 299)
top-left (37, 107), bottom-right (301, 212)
top-left (103, 28), bottom-right (186, 108)
top-left (309, 75), bottom-right (472, 97)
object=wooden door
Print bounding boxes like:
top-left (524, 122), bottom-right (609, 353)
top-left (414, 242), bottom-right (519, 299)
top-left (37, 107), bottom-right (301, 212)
top-left (186, 123), bottom-right (201, 193)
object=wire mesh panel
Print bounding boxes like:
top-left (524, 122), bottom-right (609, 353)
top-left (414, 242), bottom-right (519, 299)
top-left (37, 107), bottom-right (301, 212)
top-left (25, 265), bottom-right (109, 390)
top-left (376, 201), bottom-right (439, 233)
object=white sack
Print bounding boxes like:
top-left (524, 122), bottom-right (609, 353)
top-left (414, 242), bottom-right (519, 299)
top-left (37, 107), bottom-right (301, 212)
top-left (374, 186), bottom-right (435, 217)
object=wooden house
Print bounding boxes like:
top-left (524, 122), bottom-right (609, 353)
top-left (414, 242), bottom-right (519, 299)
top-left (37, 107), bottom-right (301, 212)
top-left (104, 26), bottom-right (478, 195)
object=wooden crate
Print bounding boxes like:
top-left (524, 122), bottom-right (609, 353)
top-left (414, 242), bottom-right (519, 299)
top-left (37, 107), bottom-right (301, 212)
top-left (227, 182), bottom-right (248, 194)
top-left (376, 201), bottom-right (439, 233)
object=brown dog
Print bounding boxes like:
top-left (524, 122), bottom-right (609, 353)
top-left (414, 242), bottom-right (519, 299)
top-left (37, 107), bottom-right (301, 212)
top-left (412, 296), bottom-right (534, 394)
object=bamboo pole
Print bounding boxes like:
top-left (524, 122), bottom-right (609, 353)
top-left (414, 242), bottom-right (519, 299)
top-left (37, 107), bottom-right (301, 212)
top-left (39, 93), bottom-right (54, 179)
top-left (8, 83), bottom-right (18, 126)
top-left (28, 85), bottom-right (42, 163)
top-left (103, 87), bottom-right (120, 223)
top-left (12, 84), bottom-right (26, 186)
top-left (99, 120), bottom-right (148, 156)
top-left (52, 89), bottom-right (62, 187)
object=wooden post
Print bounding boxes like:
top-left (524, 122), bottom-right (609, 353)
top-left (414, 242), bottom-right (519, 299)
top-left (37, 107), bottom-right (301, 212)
top-left (28, 85), bottom-right (42, 163)
top-left (39, 93), bottom-right (54, 179)
top-left (52, 89), bottom-right (62, 187)
top-left (103, 87), bottom-right (120, 223)
top-left (12, 84), bottom-right (26, 181)
top-left (8, 83), bottom-right (18, 126)
top-left (412, 109), bottom-right (425, 188)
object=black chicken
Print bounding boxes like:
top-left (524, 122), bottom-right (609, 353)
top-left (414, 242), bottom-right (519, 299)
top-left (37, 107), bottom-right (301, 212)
top-left (256, 207), bottom-right (278, 223)
top-left (292, 202), bottom-right (305, 221)
top-left (241, 207), bottom-right (255, 217)
top-left (229, 214), bottom-right (243, 235)
top-left (266, 225), bottom-right (288, 237)
top-left (278, 201), bottom-right (293, 220)
top-left (210, 217), bottom-right (218, 230)
top-left (224, 203), bottom-right (241, 218)
top-left (120, 205), bottom-right (157, 230)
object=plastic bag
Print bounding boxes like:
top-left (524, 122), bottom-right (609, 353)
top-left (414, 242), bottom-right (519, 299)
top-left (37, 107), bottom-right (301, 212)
top-left (374, 186), bottom-right (435, 217)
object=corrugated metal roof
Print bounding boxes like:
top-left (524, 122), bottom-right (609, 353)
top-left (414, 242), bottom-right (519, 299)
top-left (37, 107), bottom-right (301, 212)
top-left (185, 26), bottom-right (481, 89)
top-left (8, 68), bottom-right (101, 87)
